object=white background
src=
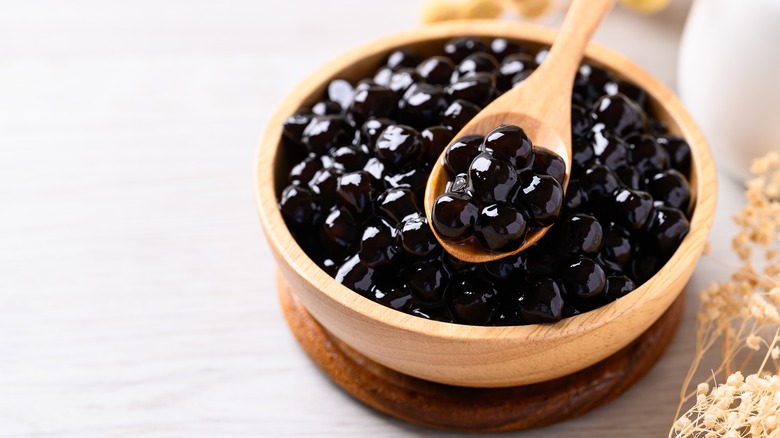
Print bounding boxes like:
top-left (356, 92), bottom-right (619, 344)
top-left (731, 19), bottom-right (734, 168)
top-left (0, 0), bottom-right (747, 436)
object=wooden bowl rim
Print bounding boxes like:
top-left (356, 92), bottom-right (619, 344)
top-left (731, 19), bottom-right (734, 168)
top-left (255, 20), bottom-right (716, 344)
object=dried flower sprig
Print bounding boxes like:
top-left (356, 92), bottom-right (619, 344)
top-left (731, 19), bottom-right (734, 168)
top-left (671, 152), bottom-right (780, 437)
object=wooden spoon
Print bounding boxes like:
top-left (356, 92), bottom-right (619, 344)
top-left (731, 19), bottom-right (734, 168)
top-left (424, 0), bottom-right (614, 263)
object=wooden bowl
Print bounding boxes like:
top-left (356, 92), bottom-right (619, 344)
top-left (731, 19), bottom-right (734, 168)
top-left (254, 21), bottom-right (717, 388)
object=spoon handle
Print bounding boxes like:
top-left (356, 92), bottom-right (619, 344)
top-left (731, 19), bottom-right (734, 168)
top-left (536, 0), bottom-right (615, 83)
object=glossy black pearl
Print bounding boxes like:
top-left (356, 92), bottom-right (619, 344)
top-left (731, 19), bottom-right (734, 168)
top-left (630, 241), bottom-right (661, 283)
top-left (446, 277), bottom-right (499, 325)
top-left (572, 138), bottom-right (595, 168)
top-left (353, 79), bottom-right (377, 94)
top-left (490, 38), bottom-right (527, 59)
top-left (573, 64), bottom-right (613, 105)
top-left (562, 257), bottom-right (606, 298)
top-left (444, 134), bottom-right (484, 176)
top-left (608, 188), bottom-right (654, 230)
top-left (327, 79), bottom-right (354, 110)
top-left (335, 170), bottom-right (381, 217)
top-left (416, 56), bottom-right (455, 85)
top-left (408, 304), bottom-right (453, 322)
top-left (406, 260), bottom-right (449, 303)
top-left (482, 252), bottom-right (526, 281)
top-left (446, 173), bottom-right (469, 193)
top-left (441, 99), bottom-right (481, 131)
top-left (571, 105), bottom-right (593, 140)
top-left (604, 79), bottom-right (649, 110)
top-left (308, 167), bottom-right (339, 206)
top-left (492, 298), bottom-right (525, 326)
top-left (591, 93), bottom-right (646, 138)
top-left (603, 275), bottom-right (636, 302)
top-left (510, 70), bottom-right (534, 88)
top-left (376, 187), bottom-right (421, 225)
top-left (388, 68), bottom-right (421, 95)
top-left (443, 37), bottom-right (488, 63)
top-left (447, 72), bottom-right (496, 107)
top-left (440, 252), bottom-right (478, 275)
top-left (398, 83), bottom-right (449, 129)
top-left (512, 172), bottom-right (563, 226)
top-left (372, 283), bottom-right (413, 310)
top-left (646, 207), bottom-right (690, 254)
top-left (483, 124), bottom-right (533, 169)
top-left (335, 254), bottom-right (375, 296)
top-left (373, 66), bottom-right (393, 87)
top-left (362, 157), bottom-right (385, 181)
top-left (522, 248), bottom-right (559, 279)
top-left (531, 148), bottom-right (565, 185)
top-left (348, 85), bottom-right (396, 123)
top-left (475, 203), bottom-right (527, 252)
top-left (383, 166), bottom-right (428, 196)
top-left (468, 152), bottom-right (519, 202)
top-left (592, 131), bottom-right (629, 169)
top-left (564, 179), bottom-right (589, 211)
top-left (320, 206), bottom-right (359, 253)
top-left (279, 184), bottom-right (321, 227)
top-left (359, 218), bottom-right (399, 268)
top-left (386, 49), bottom-right (420, 70)
top-left (598, 223), bottom-right (633, 272)
top-left (312, 100), bottom-right (342, 116)
top-left (647, 169), bottom-right (691, 211)
top-left (497, 53), bottom-right (535, 91)
top-left (615, 165), bottom-right (641, 190)
top-left (431, 193), bottom-right (479, 241)
top-left (452, 52), bottom-right (499, 82)
top-left (329, 145), bottom-right (369, 173)
top-left (534, 46), bottom-right (550, 65)
top-left (360, 117), bottom-right (394, 148)
top-left (421, 125), bottom-right (455, 163)
top-left (302, 115), bottom-right (354, 154)
top-left (656, 135), bottom-right (692, 176)
top-left (562, 304), bottom-right (582, 318)
top-left (374, 124), bottom-right (423, 167)
top-left (282, 111), bottom-right (313, 146)
top-left (582, 164), bottom-right (621, 201)
top-left (397, 213), bottom-right (438, 257)
top-left (628, 134), bottom-right (670, 177)
top-left (557, 213), bottom-right (603, 256)
top-left (518, 278), bottom-right (564, 323)
top-left (319, 258), bottom-right (339, 275)
top-left (288, 153), bottom-right (324, 185)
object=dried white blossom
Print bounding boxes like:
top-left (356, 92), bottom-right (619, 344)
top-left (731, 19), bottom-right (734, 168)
top-left (671, 153), bottom-right (780, 437)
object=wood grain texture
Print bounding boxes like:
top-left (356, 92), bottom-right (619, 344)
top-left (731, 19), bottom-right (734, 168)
top-left (425, 0), bottom-right (613, 263)
top-left (278, 272), bottom-right (685, 432)
top-left (2, 0), bottom-right (752, 436)
top-left (254, 20), bottom-right (718, 388)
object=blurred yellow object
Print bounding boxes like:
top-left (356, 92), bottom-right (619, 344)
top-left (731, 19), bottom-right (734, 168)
top-left (462, 0), bottom-right (503, 19)
top-left (508, 0), bottom-right (551, 18)
top-left (618, 0), bottom-right (671, 14)
top-left (420, 0), bottom-right (463, 23)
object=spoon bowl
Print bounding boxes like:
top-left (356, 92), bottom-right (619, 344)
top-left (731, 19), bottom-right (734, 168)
top-left (424, 110), bottom-right (570, 263)
top-left (425, 0), bottom-right (613, 263)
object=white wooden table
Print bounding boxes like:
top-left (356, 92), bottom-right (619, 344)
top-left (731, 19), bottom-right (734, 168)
top-left (0, 1), bottom-right (747, 436)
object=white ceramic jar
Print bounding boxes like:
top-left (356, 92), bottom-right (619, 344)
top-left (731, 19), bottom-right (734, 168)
top-left (678, 0), bottom-right (780, 182)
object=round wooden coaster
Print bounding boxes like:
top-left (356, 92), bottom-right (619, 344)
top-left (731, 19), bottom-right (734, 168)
top-left (277, 273), bottom-right (684, 433)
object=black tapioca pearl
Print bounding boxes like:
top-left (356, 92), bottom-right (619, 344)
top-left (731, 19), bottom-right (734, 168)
top-left (431, 192), bottom-right (479, 242)
top-left (518, 278), bottom-right (564, 323)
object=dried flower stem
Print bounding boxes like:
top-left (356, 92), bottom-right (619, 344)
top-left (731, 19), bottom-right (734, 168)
top-left (671, 152), bottom-right (780, 437)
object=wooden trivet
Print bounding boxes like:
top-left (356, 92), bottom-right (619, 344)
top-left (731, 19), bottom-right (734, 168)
top-left (277, 273), bottom-right (684, 432)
